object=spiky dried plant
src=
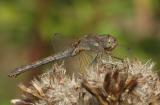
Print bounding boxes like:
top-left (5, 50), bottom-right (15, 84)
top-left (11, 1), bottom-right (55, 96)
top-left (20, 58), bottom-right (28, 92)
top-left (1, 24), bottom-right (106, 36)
top-left (11, 58), bottom-right (160, 105)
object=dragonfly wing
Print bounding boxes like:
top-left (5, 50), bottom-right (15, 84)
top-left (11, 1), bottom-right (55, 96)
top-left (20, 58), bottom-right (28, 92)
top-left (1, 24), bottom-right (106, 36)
top-left (78, 51), bottom-right (97, 72)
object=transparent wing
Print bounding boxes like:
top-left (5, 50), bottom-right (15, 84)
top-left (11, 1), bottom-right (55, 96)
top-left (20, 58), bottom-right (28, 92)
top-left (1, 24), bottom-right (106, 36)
top-left (78, 51), bottom-right (97, 73)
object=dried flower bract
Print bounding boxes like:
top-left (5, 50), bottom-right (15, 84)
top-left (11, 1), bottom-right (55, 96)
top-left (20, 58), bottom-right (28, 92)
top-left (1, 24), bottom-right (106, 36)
top-left (11, 58), bottom-right (160, 105)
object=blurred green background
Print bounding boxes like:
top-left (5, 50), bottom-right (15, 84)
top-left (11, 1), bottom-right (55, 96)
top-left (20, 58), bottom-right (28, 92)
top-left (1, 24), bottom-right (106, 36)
top-left (1, 0), bottom-right (160, 104)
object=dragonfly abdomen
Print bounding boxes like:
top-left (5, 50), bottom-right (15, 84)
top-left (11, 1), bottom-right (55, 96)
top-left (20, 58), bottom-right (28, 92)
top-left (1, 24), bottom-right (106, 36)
top-left (8, 47), bottom-right (75, 78)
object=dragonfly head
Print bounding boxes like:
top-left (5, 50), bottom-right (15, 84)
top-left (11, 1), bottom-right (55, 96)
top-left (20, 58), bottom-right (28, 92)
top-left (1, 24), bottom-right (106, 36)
top-left (101, 34), bottom-right (118, 52)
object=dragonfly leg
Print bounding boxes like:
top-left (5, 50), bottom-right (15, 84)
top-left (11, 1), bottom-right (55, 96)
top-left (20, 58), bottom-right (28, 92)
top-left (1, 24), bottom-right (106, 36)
top-left (105, 51), bottom-right (123, 61)
top-left (111, 55), bottom-right (123, 61)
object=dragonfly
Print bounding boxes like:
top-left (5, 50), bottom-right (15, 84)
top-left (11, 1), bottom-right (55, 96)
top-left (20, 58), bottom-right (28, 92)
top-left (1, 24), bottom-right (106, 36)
top-left (8, 34), bottom-right (118, 78)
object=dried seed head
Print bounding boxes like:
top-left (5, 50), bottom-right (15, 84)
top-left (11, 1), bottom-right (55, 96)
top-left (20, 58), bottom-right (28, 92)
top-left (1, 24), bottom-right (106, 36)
top-left (11, 58), bottom-right (160, 105)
